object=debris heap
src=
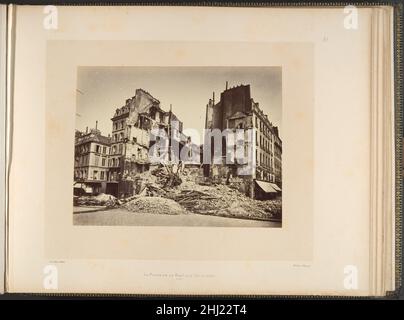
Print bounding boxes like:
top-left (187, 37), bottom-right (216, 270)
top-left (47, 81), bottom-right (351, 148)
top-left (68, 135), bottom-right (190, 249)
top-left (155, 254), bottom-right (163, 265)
top-left (77, 193), bottom-right (118, 207)
top-left (76, 164), bottom-right (282, 221)
top-left (124, 196), bottom-right (187, 215)
top-left (129, 165), bottom-right (281, 221)
top-left (167, 182), bottom-right (281, 221)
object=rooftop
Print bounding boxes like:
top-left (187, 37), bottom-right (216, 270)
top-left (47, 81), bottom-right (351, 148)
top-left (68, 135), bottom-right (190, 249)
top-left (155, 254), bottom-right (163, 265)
top-left (75, 128), bottom-right (111, 146)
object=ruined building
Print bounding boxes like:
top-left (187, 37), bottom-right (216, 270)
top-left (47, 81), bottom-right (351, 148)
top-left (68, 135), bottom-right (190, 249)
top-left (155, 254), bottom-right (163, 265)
top-left (74, 85), bottom-right (280, 200)
top-left (108, 88), bottom-right (190, 197)
top-left (74, 88), bottom-right (190, 198)
top-left (204, 83), bottom-right (282, 199)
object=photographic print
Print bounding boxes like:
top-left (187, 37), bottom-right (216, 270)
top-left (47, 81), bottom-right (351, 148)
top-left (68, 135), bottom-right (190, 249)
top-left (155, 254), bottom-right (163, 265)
top-left (73, 67), bottom-right (282, 227)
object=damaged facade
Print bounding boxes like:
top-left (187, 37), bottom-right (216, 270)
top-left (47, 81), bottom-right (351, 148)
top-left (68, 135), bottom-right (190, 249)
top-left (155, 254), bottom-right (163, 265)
top-left (74, 88), bottom-right (194, 198)
top-left (74, 84), bottom-right (281, 201)
top-left (204, 83), bottom-right (282, 199)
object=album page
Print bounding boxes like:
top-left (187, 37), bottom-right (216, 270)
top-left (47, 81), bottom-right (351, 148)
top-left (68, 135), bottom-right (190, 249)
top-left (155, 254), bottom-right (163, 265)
top-left (7, 5), bottom-right (380, 295)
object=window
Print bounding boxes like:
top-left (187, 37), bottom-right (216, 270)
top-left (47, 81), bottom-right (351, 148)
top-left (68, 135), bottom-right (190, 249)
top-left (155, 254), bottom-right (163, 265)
top-left (102, 158), bottom-right (106, 166)
top-left (118, 144), bottom-right (123, 154)
top-left (103, 146), bottom-right (106, 154)
top-left (94, 155), bottom-right (100, 166)
top-left (95, 145), bottom-right (101, 153)
top-left (100, 171), bottom-right (105, 180)
top-left (93, 170), bottom-right (98, 180)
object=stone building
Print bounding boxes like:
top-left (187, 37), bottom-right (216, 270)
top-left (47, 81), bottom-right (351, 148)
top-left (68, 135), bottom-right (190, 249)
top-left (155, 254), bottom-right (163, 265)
top-left (107, 88), bottom-right (187, 197)
top-left (273, 127), bottom-right (282, 187)
top-left (204, 83), bottom-right (282, 199)
top-left (74, 127), bottom-right (111, 195)
top-left (74, 88), bottom-right (200, 199)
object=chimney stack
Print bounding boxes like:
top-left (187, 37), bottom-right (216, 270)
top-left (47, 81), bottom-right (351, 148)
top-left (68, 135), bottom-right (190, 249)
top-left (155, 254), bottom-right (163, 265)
top-left (226, 81), bottom-right (228, 90)
top-left (86, 126), bottom-right (88, 134)
top-left (213, 92), bottom-right (215, 105)
top-left (95, 121), bottom-right (98, 130)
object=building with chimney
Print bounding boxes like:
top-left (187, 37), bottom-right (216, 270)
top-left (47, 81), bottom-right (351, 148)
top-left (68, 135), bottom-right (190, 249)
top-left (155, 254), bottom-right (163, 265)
top-left (73, 127), bottom-right (111, 195)
top-left (106, 88), bottom-right (188, 197)
top-left (74, 88), bottom-right (199, 198)
top-left (204, 83), bottom-right (282, 199)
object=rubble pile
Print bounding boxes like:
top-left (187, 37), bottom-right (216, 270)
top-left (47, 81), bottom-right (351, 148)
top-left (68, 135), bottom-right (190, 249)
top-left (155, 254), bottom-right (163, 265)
top-left (74, 164), bottom-right (281, 221)
top-left (77, 193), bottom-right (118, 207)
top-left (168, 182), bottom-right (281, 221)
top-left (134, 165), bottom-right (181, 197)
top-left (150, 165), bottom-right (182, 188)
top-left (124, 196), bottom-right (187, 215)
top-left (121, 165), bottom-right (281, 221)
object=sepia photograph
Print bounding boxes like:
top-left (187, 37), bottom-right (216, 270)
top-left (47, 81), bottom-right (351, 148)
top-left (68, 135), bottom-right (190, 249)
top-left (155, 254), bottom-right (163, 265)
top-left (73, 67), bottom-right (282, 227)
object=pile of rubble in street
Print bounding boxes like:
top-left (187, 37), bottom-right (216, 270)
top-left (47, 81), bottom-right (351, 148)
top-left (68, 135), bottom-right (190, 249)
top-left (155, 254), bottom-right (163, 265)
top-left (75, 164), bottom-right (282, 221)
top-left (122, 164), bottom-right (281, 221)
top-left (124, 196), bottom-right (187, 215)
top-left (76, 193), bottom-right (119, 207)
top-left (168, 182), bottom-right (281, 221)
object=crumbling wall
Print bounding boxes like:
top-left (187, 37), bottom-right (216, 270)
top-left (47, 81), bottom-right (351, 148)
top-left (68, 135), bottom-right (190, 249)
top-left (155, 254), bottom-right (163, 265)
top-left (207, 164), bottom-right (253, 197)
top-left (129, 127), bottom-right (150, 148)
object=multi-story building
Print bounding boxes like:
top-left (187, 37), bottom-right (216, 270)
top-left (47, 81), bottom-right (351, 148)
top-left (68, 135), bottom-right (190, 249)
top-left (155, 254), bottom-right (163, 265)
top-left (74, 88), bottom-right (193, 198)
top-left (273, 127), bottom-right (282, 187)
top-left (204, 83), bottom-right (282, 199)
top-left (74, 127), bottom-right (111, 195)
top-left (253, 102), bottom-right (282, 186)
top-left (107, 88), bottom-right (187, 197)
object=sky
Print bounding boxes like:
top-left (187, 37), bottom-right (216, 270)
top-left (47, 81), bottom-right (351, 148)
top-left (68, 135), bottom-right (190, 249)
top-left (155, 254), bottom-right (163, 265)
top-left (76, 67), bottom-right (282, 144)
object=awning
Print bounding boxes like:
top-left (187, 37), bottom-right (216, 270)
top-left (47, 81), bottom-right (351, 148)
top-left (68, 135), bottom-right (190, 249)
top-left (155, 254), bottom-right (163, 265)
top-left (73, 182), bottom-right (85, 188)
top-left (73, 182), bottom-right (93, 193)
top-left (270, 183), bottom-right (282, 192)
top-left (255, 180), bottom-right (278, 193)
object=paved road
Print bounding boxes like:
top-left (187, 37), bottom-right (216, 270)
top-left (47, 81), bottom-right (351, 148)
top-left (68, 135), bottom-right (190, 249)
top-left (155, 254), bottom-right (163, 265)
top-left (73, 208), bottom-right (280, 228)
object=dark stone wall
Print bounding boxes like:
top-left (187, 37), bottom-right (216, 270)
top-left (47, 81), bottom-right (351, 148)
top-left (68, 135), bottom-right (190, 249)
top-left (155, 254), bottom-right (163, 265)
top-left (207, 85), bottom-right (252, 131)
top-left (212, 102), bottom-right (223, 130)
top-left (220, 85), bottom-right (252, 129)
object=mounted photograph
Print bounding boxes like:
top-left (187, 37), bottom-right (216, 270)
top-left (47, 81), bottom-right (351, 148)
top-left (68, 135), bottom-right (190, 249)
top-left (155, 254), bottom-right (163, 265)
top-left (73, 67), bottom-right (282, 227)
